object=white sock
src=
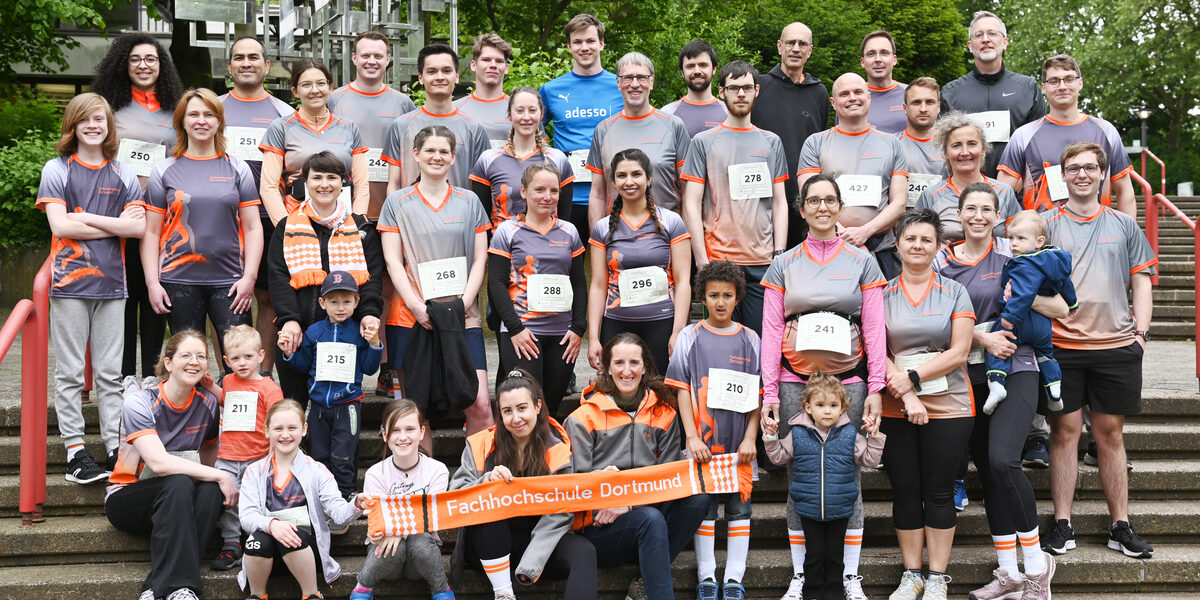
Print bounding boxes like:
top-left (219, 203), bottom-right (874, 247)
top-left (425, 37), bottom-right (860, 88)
top-left (984, 380), bottom-right (1008, 414)
top-left (992, 534), bottom-right (1018, 574)
top-left (842, 528), bottom-right (863, 577)
top-left (788, 528), bottom-right (806, 575)
top-left (695, 520), bottom-right (717, 582)
top-left (66, 444), bottom-right (83, 462)
top-left (1018, 528), bottom-right (1047, 575)
top-left (725, 519), bottom-right (751, 582)
top-left (479, 555), bottom-right (512, 594)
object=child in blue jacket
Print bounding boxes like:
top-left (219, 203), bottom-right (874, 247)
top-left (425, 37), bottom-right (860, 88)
top-left (984, 210), bottom-right (1079, 415)
top-left (763, 373), bottom-right (884, 600)
top-left (282, 270), bottom-right (383, 496)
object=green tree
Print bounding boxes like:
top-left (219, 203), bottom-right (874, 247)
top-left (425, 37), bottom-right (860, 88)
top-left (864, 0), bottom-right (968, 85)
top-left (0, 0), bottom-right (112, 85)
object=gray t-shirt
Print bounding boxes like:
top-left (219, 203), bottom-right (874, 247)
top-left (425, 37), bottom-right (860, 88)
top-left (220, 91), bottom-right (293, 217)
top-left (661, 97), bottom-right (728, 139)
top-left (489, 217), bottom-right (584, 336)
top-left (328, 84), bottom-right (419, 219)
top-left (454, 93), bottom-right (511, 145)
top-left (866, 83), bottom-right (908, 134)
top-left (914, 177), bottom-right (1021, 243)
top-left (381, 108), bottom-right (491, 190)
top-left (259, 112), bottom-right (367, 205)
top-left (589, 207), bottom-right (690, 322)
top-left (469, 146), bottom-right (574, 225)
top-left (585, 110), bottom-right (691, 211)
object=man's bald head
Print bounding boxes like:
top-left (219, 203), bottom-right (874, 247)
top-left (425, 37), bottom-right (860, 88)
top-left (777, 22), bottom-right (814, 75)
top-left (830, 72), bottom-right (870, 122)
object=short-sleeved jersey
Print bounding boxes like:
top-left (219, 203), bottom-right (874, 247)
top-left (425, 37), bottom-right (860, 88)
top-left (328, 84), bottom-right (417, 148)
top-left (1046, 205), bottom-right (1157, 350)
top-left (940, 68), bottom-right (1047, 178)
top-left (586, 110), bottom-right (692, 211)
top-left (661, 97), bottom-right (728, 138)
top-left (108, 383), bottom-right (220, 492)
top-left (866, 83), bottom-right (908, 134)
top-left (589, 208), bottom-right (690, 322)
top-left (36, 156), bottom-right (142, 299)
top-left (761, 240), bottom-right (886, 376)
top-left (217, 375), bottom-right (283, 461)
top-left (681, 125), bottom-right (789, 265)
top-left (997, 115), bottom-right (1133, 211)
top-left (144, 154), bottom-right (260, 285)
top-left (259, 112), bottom-right (367, 194)
top-left (363, 453), bottom-right (450, 497)
top-left (114, 100), bottom-right (175, 148)
top-left (934, 238), bottom-right (1037, 385)
top-left (469, 146), bottom-right (575, 225)
top-left (881, 273), bottom-right (976, 419)
top-left (897, 130), bottom-right (945, 176)
top-left (665, 321), bottom-right (762, 454)
top-left (377, 185), bottom-right (491, 329)
top-left (914, 177), bottom-right (1021, 243)
top-left (265, 457), bottom-right (308, 512)
top-left (381, 107), bottom-right (491, 190)
top-left (220, 91), bottom-right (293, 217)
top-left (540, 70), bottom-right (624, 206)
top-left (454, 93), bottom-right (511, 145)
top-left (488, 217), bottom-right (585, 336)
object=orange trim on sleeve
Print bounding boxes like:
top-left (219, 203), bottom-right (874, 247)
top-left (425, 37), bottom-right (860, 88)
top-left (381, 155), bottom-right (402, 166)
top-left (469, 174), bottom-right (491, 186)
top-left (571, 246), bottom-right (585, 258)
top-left (761, 280), bottom-right (785, 294)
top-left (773, 174), bottom-right (789, 183)
top-left (951, 311), bottom-right (977, 321)
top-left (376, 224), bottom-right (400, 234)
top-left (996, 164), bottom-right (1021, 179)
top-left (35, 197), bottom-right (65, 209)
top-left (352, 146), bottom-right (369, 155)
top-left (475, 224), bottom-right (492, 234)
top-left (1110, 165), bottom-right (1133, 181)
top-left (1130, 257), bottom-right (1158, 274)
top-left (860, 279), bottom-right (887, 290)
top-left (665, 377), bottom-right (691, 391)
top-left (585, 164), bottom-right (603, 175)
top-left (892, 170), bottom-right (909, 178)
top-left (561, 175), bottom-right (577, 186)
top-left (680, 174), bottom-right (705, 184)
top-left (259, 145), bottom-right (285, 156)
top-left (588, 238), bottom-right (606, 249)
top-left (670, 233), bottom-right (692, 244)
top-left (238, 200), bottom-right (262, 207)
top-left (487, 248), bottom-right (512, 258)
top-left (797, 167), bottom-right (821, 175)
top-left (126, 429), bottom-right (158, 443)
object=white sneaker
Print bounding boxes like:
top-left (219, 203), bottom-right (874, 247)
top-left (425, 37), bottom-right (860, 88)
top-left (923, 574), bottom-right (952, 600)
top-left (844, 574), bottom-right (869, 600)
top-left (165, 590), bottom-right (199, 600)
top-left (781, 573), bottom-right (805, 600)
top-left (137, 590), bottom-right (154, 600)
top-left (889, 571), bottom-right (925, 600)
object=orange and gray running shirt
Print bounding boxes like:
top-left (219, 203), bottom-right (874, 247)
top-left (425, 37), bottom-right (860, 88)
top-left (914, 177), bottom-right (1021, 243)
top-left (489, 217), bottom-right (584, 336)
top-left (866, 83), bottom-right (908, 134)
top-left (661, 97), bottom-right (728, 138)
top-left (454, 93), bottom-right (511, 145)
top-left (589, 207), bottom-right (690, 322)
top-left (377, 185), bottom-right (491, 329)
top-left (114, 96), bottom-right (175, 148)
top-left (897, 130), bottom-right (945, 177)
top-left (469, 146), bottom-right (575, 225)
top-left (881, 273), bottom-right (976, 419)
top-left (259, 111), bottom-right (367, 205)
top-left (761, 240), bottom-right (885, 376)
top-left (220, 91), bottom-right (293, 217)
top-left (36, 156), bottom-right (142, 299)
top-left (144, 154), bottom-right (260, 285)
top-left (381, 107), bottom-right (491, 189)
top-left (665, 321), bottom-right (761, 454)
top-left (681, 124), bottom-right (789, 265)
top-left (107, 383), bottom-right (220, 496)
top-left (1046, 205), bottom-right (1156, 350)
top-left (997, 115), bottom-right (1133, 211)
top-left (265, 455), bottom-right (308, 512)
top-left (585, 110), bottom-right (692, 211)
top-left (329, 84), bottom-right (417, 217)
top-left (797, 127), bottom-right (908, 249)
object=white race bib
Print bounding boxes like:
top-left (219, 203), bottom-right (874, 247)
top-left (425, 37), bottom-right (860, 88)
top-left (706, 369), bottom-right (761, 413)
top-left (907, 173), bottom-right (942, 208)
top-left (967, 320), bottom-right (995, 365)
top-left (417, 256), bottom-right (468, 298)
top-left (315, 342), bottom-right (357, 383)
top-left (896, 352), bottom-right (948, 395)
top-left (118, 139), bottom-right (167, 177)
top-left (224, 126), bottom-right (266, 162)
top-left (969, 111), bottom-right (1012, 143)
top-left (568, 150), bottom-right (592, 183)
top-left (140, 450), bottom-right (200, 480)
top-left (794, 312), bottom-right (853, 355)
top-left (267, 505), bottom-right (312, 529)
top-left (727, 162), bottom-right (772, 200)
top-left (617, 266), bottom-right (670, 307)
top-left (1042, 165), bottom-right (1070, 201)
top-left (365, 148), bottom-right (389, 183)
top-left (489, 139), bottom-right (506, 150)
top-left (222, 390), bottom-right (258, 432)
top-left (526, 273), bottom-right (572, 313)
top-left (837, 174), bottom-right (882, 208)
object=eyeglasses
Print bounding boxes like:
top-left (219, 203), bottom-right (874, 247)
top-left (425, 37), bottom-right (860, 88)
top-left (1063, 164), bottom-right (1101, 175)
top-left (970, 30), bottom-right (1005, 41)
top-left (1044, 76), bottom-right (1079, 87)
top-left (297, 80), bottom-right (330, 91)
top-left (723, 84), bottom-right (756, 95)
top-left (804, 196), bottom-right (840, 207)
top-left (129, 56), bottom-right (159, 66)
top-left (781, 39), bottom-right (812, 49)
top-left (618, 74), bottom-right (652, 84)
top-left (961, 205), bottom-right (997, 215)
top-left (174, 353), bottom-right (207, 363)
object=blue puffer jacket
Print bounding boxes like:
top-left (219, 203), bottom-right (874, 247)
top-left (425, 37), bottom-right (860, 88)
top-left (790, 418), bottom-right (858, 521)
top-left (282, 317), bottom-right (383, 407)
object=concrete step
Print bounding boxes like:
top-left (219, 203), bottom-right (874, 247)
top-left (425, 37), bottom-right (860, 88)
top-left (1153, 305), bottom-right (1197, 319)
top-left (1155, 288), bottom-right (1194, 304)
top-left (1150, 321), bottom-right (1196, 339)
top-left (1, 543), bottom-right (1196, 599)
top-left (1156, 261), bottom-right (1197, 274)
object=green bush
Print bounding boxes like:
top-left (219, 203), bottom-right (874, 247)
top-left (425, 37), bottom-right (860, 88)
top-left (0, 91), bottom-right (62, 146)
top-left (0, 129), bottom-right (56, 249)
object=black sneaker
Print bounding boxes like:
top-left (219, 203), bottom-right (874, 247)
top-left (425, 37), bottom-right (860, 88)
top-left (1042, 518), bottom-right (1076, 555)
top-left (1022, 436), bottom-right (1050, 469)
top-left (107, 448), bottom-right (118, 472)
top-left (211, 543), bottom-right (242, 570)
top-left (65, 449), bottom-right (108, 484)
top-left (1108, 520), bottom-right (1154, 558)
top-left (1084, 440), bottom-right (1133, 471)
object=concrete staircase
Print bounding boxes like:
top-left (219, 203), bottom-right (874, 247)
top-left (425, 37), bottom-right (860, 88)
top-left (1142, 196), bottom-right (1198, 341)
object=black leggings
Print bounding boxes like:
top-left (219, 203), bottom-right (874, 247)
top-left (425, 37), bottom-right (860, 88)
top-left (466, 516), bottom-right (598, 599)
top-left (498, 330), bottom-right (575, 420)
top-left (123, 238), bottom-right (168, 378)
top-left (161, 283), bottom-right (252, 370)
top-left (600, 316), bottom-right (674, 376)
top-left (800, 516), bottom-right (849, 600)
top-left (967, 371), bottom-right (1040, 535)
top-left (881, 415), bottom-right (974, 530)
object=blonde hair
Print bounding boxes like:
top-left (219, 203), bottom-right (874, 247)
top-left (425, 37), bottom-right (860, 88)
top-left (56, 93), bottom-right (119, 159)
top-left (265, 399), bottom-right (306, 429)
top-left (1007, 209), bottom-right (1049, 240)
top-left (222, 324), bottom-right (262, 354)
top-left (380, 399), bottom-right (426, 459)
top-left (171, 88), bottom-right (227, 157)
top-left (803, 372), bottom-right (851, 413)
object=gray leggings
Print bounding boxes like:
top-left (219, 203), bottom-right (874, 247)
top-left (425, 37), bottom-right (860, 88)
top-left (357, 533), bottom-right (448, 593)
top-left (780, 380), bottom-right (867, 530)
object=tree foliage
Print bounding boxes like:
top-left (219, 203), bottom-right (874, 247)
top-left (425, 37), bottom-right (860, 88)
top-left (0, 0), bottom-right (113, 85)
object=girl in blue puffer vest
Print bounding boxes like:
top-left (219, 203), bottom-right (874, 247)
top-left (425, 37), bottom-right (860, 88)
top-left (763, 373), bottom-right (886, 600)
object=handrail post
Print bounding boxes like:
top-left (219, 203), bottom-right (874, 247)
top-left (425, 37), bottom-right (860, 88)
top-left (1196, 223), bottom-right (1200, 393)
top-left (1146, 192), bottom-right (1159, 286)
top-left (17, 255), bottom-right (52, 526)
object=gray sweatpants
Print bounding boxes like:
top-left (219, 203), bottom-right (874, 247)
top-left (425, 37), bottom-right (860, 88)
top-left (357, 533), bottom-right (448, 593)
top-left (51, 297), bottom-right (124, 452)
top-left (215, 457), bottom-right (257, 543)
top-left (779, 380), bottom-right (867, 530)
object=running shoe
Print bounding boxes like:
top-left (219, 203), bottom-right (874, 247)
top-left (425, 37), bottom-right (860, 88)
top-left (1021, 437), bottom-right (1049, 469)
top-left (626, 577), bottom-right (649, 600)
top-left (697, 578), bottom-right (719, 600)
top-left (1042, 519), bottom-right (1076, 555)
top-left (888, 571), bottom-right (924, 600)
top-left (166, 590), bottom-right (199, 600)
top-left (781, 574), bottom-right (805, 599)
top-left (1084, 440), bottom-right (1133, 471)
top-left (1108, 520), bottom-right (1154, 558)
top-left (969, 567), bottom-right (1023, 600)
top-left (376, 368), bottom-right (394, 396)
top-left (923, 574), bottom-right (951, 600)
top-left (1020, 552), bottom-right (1055, 600)
top-left (431, 589), bottom-right (456, 600)
top-left (723, 580), bottom-right (746, 600)
top-left (954, 479), bottom-right (969, 511)
top-left (348, 589), bottom-right (373, 600)
top-left (107, 447), bottom-right (119, 473)
top-left (66, 449), bottom-right (108, 484)
top-left (844, 574), bottom-right (869, 600)
top-left (139, 590), bottom-right (155, 600)
top-left (210, 543), bottom-right (242, 571)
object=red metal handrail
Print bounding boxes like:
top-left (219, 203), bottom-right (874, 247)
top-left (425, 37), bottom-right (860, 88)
top-left (0, 255), bottom-right (51, 526)
top-left (1139, 148), bottom-right (1167, 197)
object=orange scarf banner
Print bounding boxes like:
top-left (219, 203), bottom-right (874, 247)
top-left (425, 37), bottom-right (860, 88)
top-left (364, 454), bottom-right (753, 538)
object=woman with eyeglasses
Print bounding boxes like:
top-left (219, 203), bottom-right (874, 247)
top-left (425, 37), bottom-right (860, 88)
top-left (758, 174), bottom-right (886, 600)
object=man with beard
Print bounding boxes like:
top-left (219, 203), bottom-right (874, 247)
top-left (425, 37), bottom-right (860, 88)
top-left (681, 60), bottom-right (789, 335)
top-left (897, 77), bottom-right (944, 206)
top-left (662, 40), bottom-right (728, 138)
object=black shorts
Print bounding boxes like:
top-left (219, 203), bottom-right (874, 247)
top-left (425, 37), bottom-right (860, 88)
top-left (255, 215), bottom-right (276, 291)
top-left (243, 525), bottom-right (318, 559)
top-left (1048, 341), bottom-right (1143, 416)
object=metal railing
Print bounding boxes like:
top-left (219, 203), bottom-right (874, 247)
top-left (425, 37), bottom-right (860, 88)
top-left (0, 255), bottom-right (51, 527)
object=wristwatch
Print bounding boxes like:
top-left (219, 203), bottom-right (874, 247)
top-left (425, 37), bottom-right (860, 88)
top-left (907, 369), bottom-right (922, 392)
top-left (1136, 330), bottom-right (1151, 341)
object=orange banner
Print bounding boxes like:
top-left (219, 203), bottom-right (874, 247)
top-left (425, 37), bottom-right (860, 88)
top-left (364, 454), bottom-right (753, 538)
